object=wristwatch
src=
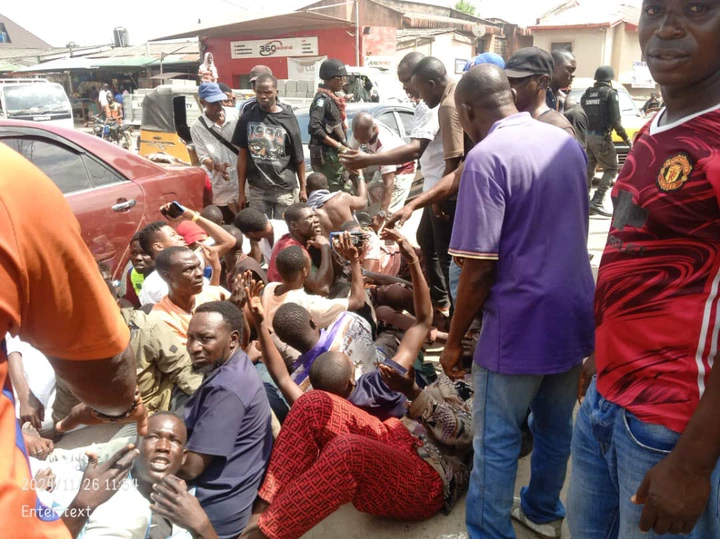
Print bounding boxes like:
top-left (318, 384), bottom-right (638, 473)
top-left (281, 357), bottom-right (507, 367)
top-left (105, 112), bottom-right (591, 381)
top-left (91, 390), bottom-right (141, 423)
top-left (377, 211), bottom-right (387, 220)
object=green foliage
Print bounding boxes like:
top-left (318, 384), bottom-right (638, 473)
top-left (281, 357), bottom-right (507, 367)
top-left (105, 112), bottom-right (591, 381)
top-left (454, 0), bottom-right (476, 16)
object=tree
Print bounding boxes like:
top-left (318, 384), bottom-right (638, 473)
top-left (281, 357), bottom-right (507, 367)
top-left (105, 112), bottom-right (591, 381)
top-left (454, 0), bottom-right (476, 16)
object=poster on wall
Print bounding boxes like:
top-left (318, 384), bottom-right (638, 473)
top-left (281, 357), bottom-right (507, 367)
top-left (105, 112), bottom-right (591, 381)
top-left (631, 61), bottom-right (656, 88)
top-left (231, 37), bottom-right (319, 59)
top-left (455, 59), bottom-right (468, 74)
top-left (287, 56), bottom-right (327, 82)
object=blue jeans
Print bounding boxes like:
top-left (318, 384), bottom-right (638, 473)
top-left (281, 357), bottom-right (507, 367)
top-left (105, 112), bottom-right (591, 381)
top-left (568, 379), bottom-right (720, 538)
top-left (467, 363), bottom-right (580, 538)
top-left (449, 259), bottom-right (461, 306)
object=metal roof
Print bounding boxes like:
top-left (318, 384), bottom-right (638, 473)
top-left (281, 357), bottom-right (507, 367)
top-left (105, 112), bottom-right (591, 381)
top-left (530, 2), bottom-right (640, 30)
top-left (0, 13), bottom-right (52, 49)
top-left (153, 10), bottom-right (353, 41)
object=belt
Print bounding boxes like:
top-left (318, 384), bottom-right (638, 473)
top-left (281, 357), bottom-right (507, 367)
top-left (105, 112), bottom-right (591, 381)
top-left (587, 130), bottom-right (610, 136)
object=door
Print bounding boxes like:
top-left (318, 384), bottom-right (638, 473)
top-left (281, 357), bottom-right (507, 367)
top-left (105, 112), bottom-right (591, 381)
top-left (3, 136), bottom-right (146, 275)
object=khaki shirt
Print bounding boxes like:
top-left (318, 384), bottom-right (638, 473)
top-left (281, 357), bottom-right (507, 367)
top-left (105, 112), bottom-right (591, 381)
top-left (53, 309), bottom-right (202, 422)
top-left (438, 79), bottom-right (465, 161)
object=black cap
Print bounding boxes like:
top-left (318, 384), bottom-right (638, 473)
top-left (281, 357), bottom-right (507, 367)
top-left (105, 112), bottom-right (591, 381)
top-left (319, 59), bottom-right (347, 80)
top-left (505, 47), bottom-right (554, 78)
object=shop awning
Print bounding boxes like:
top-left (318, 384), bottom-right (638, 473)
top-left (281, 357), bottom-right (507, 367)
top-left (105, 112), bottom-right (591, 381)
top-left (15, 57), bottom-right (96, 72)
top-left (153, 10), bottom-right (353, 40)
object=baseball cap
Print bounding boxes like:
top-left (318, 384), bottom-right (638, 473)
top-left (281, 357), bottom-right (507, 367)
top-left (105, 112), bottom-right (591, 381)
top-left (198, 82), bottom-right (227, 103)
top-left (504, 47), bottom-right (554, 78)
top-left (249, 65), bottom-right (272, 82)
top-left (176, 221), bottom-right (208, 246)
top-left (464, 53), bottom-right (506, 72)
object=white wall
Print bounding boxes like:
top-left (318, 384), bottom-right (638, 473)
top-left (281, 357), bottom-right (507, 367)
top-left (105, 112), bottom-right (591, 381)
top-left (431, 33), bottom-right (473, 80)
top-left (533, 28), bottom-right (606, 78)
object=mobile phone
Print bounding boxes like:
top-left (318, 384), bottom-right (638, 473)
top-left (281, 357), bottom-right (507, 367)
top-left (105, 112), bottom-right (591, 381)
top-left (382, 357), bottom-right (408, 375)
top-left (161, 201), bottom-right (186, 219)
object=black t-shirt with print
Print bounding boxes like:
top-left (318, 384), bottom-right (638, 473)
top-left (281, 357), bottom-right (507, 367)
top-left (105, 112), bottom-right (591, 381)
top-left (232, 103), bottom-right (304, 191)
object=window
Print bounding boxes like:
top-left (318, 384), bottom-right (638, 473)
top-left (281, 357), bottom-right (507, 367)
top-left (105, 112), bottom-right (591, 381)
top-left (4, 137), bottom-right (91, 193)
top-left (375, 111), bottom-right (399, 137)
top-left (398, 110), bottom-right (414, 142)
top-left (0, 23), bottom-right (11, 44)
top-left (551, 42), bottom-right (573, 52)
top-left (493, 38), bottom-right (507, 59)
top-left (83, 156), bottom-right (123, 187)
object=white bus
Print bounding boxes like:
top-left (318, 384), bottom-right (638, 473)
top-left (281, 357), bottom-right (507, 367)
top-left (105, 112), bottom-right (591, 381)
top-left (0, 79), bottom-right (74, 129)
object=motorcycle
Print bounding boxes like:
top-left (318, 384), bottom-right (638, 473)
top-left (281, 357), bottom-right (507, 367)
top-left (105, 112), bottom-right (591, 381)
top-left (93, 117), bottom-right (134, 150)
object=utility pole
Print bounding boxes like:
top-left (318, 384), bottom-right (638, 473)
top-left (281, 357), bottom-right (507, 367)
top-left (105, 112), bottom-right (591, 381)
top-left (355, 0), bottom-right (360, 66)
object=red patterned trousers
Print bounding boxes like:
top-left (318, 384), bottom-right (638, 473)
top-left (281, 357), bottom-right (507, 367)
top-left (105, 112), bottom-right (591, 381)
top-left (258, 391), bottom-right (445, 539)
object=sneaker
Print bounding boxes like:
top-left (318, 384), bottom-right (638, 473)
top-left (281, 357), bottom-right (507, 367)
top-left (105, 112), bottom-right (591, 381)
top-left (511, 497), bottom-right (562, 539)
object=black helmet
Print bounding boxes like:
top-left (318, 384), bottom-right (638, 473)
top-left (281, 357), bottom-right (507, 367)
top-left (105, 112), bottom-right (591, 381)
top-left (319, 59), bottom-right (347, 80)
top-left (594, 65), bottom-right (615, 82)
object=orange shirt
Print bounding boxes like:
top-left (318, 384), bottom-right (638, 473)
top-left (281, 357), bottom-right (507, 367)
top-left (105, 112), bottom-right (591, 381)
top-left (149, 287), bottom-right (229, 345)
top-left (0, 144), bottom-right (130, 537)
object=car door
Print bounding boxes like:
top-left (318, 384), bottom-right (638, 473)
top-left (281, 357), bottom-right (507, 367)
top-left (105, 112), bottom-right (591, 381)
top-left (395, 109), bottom-right (415, 143)
top-left (2, 135), bottom-right (145, 274)
top-left (373, 108), bottom-right (402, 138)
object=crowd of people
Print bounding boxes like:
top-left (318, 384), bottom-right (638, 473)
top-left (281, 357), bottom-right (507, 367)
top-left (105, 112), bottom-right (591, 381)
top-left (1, 2), bottom-right (719, 539)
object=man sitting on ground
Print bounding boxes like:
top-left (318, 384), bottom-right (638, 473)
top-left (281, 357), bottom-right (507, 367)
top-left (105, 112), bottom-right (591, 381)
top-left (262, 240), bottom-right (365, 330)
top-left (306, 171), bottom-right (367, 235)
top-left (247, 229), bottom-right (427, 417)
top-left (266, 203), bottom-right (333, 295)
top-left (201, 204), bottom-right (225, 226)
top-left (348, 112), bottom-right (416, 223)
top-left (234, 208), bottom-right (288, 266)
top-left (150, 247), bottom-right (229, 345)
top-left (340, 221), bottom-right (401, 276)
top-left (59, 413), bottom-right (218, 539)
top-left (180, 301), bottom-right (273, 538)
top-left (55, 272), bottom-right (203, 430)
top-left (138, 205), bottom-right (235, 304)
top-left (221, 225), bottom-right (266, 290)
top-left (239, 231), bottom-right (473, 538)
top-left (125, 232), bottom-right (155, 307)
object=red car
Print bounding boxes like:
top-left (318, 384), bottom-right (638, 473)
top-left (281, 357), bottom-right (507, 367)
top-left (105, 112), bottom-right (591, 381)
top-left (0, 120), bottom-right (207, 279)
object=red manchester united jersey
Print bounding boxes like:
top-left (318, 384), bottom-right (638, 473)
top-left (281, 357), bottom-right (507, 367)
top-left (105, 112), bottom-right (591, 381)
top-left (595, 105), bottom-right (720, 433)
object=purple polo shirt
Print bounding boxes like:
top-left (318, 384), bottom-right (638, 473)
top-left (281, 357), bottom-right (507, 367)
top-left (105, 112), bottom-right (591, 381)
top-left (449, 112), bottom-right (594, 375)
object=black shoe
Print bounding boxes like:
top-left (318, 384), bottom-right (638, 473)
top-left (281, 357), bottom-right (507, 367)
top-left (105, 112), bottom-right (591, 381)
top-left (589, 203), bottom-right (612, 218)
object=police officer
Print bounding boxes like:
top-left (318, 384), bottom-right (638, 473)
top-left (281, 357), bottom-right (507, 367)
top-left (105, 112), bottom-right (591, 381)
top-left (308, 58), bottom-right (351, 193)
top-left (581, 65), bottom-right (632, 217)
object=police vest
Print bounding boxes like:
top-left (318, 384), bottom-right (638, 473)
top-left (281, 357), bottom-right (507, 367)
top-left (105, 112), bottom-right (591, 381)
top-left (581, 85), bottom-right (613, 133)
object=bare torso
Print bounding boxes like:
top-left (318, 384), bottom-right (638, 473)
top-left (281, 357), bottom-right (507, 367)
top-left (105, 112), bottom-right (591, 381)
top-left (316, 194), bottom-right (355, 234)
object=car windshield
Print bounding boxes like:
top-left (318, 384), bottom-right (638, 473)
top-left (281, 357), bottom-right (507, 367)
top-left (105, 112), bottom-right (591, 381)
top-left (4, 84), bottom-right (71, 116)
top-left (568, 86), bottom-right (640, 116)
